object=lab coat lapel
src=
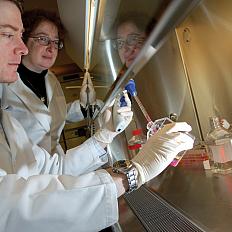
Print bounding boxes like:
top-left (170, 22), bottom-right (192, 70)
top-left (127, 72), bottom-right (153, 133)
top-left (6, 78), bottom-right (51, 133)
top-left (45, 71), bottom-right (56, 105)
top-left (45, 71), bottom-right (67, 116)
top-left (1, 108), bottom-right (37, 177)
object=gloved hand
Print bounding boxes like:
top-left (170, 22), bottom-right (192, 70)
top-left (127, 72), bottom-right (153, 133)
top-left (80, 73), bottom-right (88, 108)
top-left (80, 72), bottom-right (96, 108)
top-left (87, 72), bottom-right (96, 105)
top-left (94, 91), bottom-right (133, 144)
top-left (132, 122), bottom-right (194, 187)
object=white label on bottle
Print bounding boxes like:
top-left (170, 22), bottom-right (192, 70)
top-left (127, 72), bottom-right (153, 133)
top-left (210, 139), bottom-right (232, 163)
top-left (203, 160), bottom-right (211, 169)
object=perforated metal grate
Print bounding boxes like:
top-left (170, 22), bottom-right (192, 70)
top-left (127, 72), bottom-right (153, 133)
top-left (124, 186), bottom-right (205, 232)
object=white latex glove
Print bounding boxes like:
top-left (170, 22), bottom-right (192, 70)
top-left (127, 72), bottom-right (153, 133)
top-left (80, 72), bottom-right (96, 107)
top-left (87, 73), bottom-right (96, 105)
top-left (132, 122), bottom-right (194, 187)
top-left (94, 91), bottom-right (133, 144)
top-left (221, 118), bottom-right (231, 130)
top-left (80, 73), bottom-right (88, 108)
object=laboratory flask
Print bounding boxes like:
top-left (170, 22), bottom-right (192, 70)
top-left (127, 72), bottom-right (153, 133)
top-left (205, 116), bottom-right (232, 174)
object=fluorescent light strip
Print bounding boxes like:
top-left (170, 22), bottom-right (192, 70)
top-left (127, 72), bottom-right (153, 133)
top-left (85, 0), bottom-right (98, 71)
top-left (106, 40), bottom-right (117, 80)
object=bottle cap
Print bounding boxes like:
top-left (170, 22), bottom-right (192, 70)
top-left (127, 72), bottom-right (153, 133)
top-left (128, 144), bottom-right (142, 150)
top-left (132, 129), bottom-right (142, 136)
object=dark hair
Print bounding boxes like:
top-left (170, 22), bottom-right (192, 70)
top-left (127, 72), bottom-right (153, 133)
top-left (22, 9), bottom-right (65, 43)
top-left (5, 0), bottom-right (24, 13)
top-left (113, 13), bottom-right (157, 38)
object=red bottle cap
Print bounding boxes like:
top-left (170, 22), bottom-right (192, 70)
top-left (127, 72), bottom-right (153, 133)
top-left (128, 144), bottom-right (142, 150)
top-left (132, 129), bottom-right (142, 136)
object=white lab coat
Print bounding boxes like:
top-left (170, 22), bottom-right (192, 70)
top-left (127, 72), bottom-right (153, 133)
top-left (3, 71), bottom-right (107, 174)
top-left (3, 70), bottom-right (84, 155)
top-left (0, 85), bottom-right (118, 232)
top-left (4, 70), bottom-right (103, 156)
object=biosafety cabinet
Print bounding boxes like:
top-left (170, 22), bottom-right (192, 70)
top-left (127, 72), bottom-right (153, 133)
top-left (25, 0), bottom-right (232, 231)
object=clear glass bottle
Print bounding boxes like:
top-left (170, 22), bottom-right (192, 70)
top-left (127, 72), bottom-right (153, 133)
top-left (128, 129), bottom-right (146, 159)
top-left (205, 116), bottom-right (232, 174)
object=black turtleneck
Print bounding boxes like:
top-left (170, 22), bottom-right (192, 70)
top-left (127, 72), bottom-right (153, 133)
top-left (17, 63), bottom-right (48, 106)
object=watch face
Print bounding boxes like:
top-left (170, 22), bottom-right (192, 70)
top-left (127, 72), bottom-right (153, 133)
top-left (113, 160), bottom-right (132, 169)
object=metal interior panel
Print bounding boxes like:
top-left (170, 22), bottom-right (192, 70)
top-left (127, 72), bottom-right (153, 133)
top-left (176, 0), bottom-right (232, 139)
top-left (57, 0), bottom-right (86, 69)
top-left (132, 32), bottom-right (201, 141)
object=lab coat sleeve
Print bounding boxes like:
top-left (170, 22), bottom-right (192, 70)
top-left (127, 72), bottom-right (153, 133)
top-left (0, 109), bottom-right (107, 178)
top-left (66, 99), bottom-right (85, 123)
top-left (0, 170), bottom-right (118, 232)
top-left (32, 137), bottom-right (108, 177)
top-left (63, 137), bottom-right (109, 176)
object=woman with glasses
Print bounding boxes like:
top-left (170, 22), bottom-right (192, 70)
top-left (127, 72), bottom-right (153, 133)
top-left (2, 9), bottom-right (107, 163)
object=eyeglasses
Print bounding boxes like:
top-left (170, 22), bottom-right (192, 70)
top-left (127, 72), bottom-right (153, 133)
top-left (29, 35), bottom-right (64, 50)
top-left (112, 33), bottom-right (145, 50)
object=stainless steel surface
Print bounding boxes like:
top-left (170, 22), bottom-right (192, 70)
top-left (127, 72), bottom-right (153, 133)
top-left (57, 0), bottom-right (86, 69)
top-left (147, 166), bottom-right (232, 232)
top-left (131, 32), bottom-right (201, 141)
top-left (176, 0), bottom-right (232, 140)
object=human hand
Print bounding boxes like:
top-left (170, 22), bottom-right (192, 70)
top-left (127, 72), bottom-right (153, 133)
top-left (94, 91), bottom-right (133, 144)
top-left (87, 72), bottom-right (96, 105)
top-left (106, 168), bottom-right (128, 197)
top-left (132, 122), bottom-right (194, 187)
top-left (80, 73), bottom-right (88, 108)
top-left (80, 72), bottom-right (96, 107)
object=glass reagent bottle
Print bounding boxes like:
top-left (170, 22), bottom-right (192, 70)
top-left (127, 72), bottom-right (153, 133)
top-left (206, 116), bottom-right (232, 174)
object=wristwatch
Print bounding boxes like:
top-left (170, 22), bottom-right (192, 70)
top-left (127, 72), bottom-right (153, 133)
top-left (113, 160), bottom-right (138, 193)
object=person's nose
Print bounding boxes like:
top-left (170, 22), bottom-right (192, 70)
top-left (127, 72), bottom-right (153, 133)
top-left (123, 44), bottom-right (135, 57)
top-left (15, 37), bottom-right (28, 56)
top-left (123, 42), bottom-right (131, 52)
top-left (47, 41), bottom-right (57, 52)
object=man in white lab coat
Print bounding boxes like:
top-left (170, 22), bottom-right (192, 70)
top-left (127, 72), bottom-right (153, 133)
top-left (0, 1), bottom-right (194, 231)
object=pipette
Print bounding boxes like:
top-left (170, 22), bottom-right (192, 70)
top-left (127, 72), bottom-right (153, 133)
top-left (125, 79), bottom-right (153, 128)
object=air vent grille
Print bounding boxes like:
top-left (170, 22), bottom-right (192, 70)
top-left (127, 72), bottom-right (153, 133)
top-left (124, 186), bottom-right (204, 232)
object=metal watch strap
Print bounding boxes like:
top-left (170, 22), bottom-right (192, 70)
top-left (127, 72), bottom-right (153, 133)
top-left (113, 166), bottom-right (138, 193)
top-left (112, 160), bottom-right (138, 193)
top-left (126, 167), bottom-right (137, 193)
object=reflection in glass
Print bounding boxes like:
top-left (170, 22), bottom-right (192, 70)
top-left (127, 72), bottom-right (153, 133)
top-left (112, 33), bottom-right (146, 51)
top-left (112, 14), bottom-right (155, 69)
